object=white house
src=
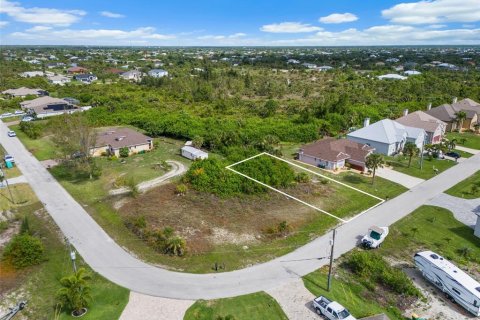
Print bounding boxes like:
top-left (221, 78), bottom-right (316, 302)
top-left (181, 146), bottom-right (208, 160)
top-left (377, 74), bottom-right (407, 80)
top-left (47, 75), bottom-right (71, 85)
top-left (20, 71), bottom-right (44, 78)
top-left (347, 119), bottom-right (425, 156)
top-left (120, 70), bottom-right (143, 82)
top-left (404, 70), bottom-right (422, 76)
top-left (148, 69), bottom-right (168, 78)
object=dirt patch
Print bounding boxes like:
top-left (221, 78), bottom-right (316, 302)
top-left (0, 221), bottom-right (20, 249)
top-left (118, 182), bottom-right (329, 254)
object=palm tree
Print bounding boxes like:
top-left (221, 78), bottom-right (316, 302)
top-left (455, 111), bottom-right (467, 132)
top-left (365, 153), bottom-right (384, 185)
top-left (403, 142), bottom-right (419, 168)
top-left (448, 138), bottom-right (457, 151)
top-left (57, 268), bottom-right (92, 316)
top-left (165, 236), bottom-right (186, 256)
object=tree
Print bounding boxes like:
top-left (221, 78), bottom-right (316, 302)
top-left (192, 136), bottom-right (204, 148)
top-left (2, 233), bottom-right (44, 269)
top-left (57, 268), bottom-right (92, 316)
top-left (365, 153), bottom-right (384, 185)
top-left (447, 138), bottom-right (457, 151)
top-left (454, 111), bottom-right (467, 132)
top-left (119, 147), bottom-right (129, 158)
top-left (164, 236), bottom-right (186, 256)
top-left (403, 142), bottom-right (419, 168)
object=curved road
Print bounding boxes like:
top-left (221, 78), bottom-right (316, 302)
top-left (2, 122), bottom-right (480, 300)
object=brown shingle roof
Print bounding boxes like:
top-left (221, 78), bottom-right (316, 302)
top-left (396, 111), bottom-right (445, 133)
top-left (300, 138), bottom-right (374, 163)
top-left (426, 98), bottom-right (480, 122)
top-left (95, 128), bottom-right (152, 149)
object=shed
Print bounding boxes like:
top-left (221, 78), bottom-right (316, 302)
top-left (181, 146), bottom-right (208, 160)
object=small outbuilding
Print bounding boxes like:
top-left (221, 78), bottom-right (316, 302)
top-left (181, 146), bottom-right (208, 160)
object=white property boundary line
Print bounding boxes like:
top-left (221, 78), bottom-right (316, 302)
top-left (226, 152), bottom-right (385, 224)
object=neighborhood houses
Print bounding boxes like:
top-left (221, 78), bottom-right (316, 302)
top-left (395, 110), bottom-right (446, 144)
top-left (147, 69), bottom-right (169, 78)
top-left (1, 87), bottom-right (48, 98)
top-left (20, 96), bottom-right (78, 118)
top-left (90, 128), bottom-right (153, 157)
top-left (426, 98), bottom-right (480, 131)
top-left (74, 74), bottom-right (98, 84)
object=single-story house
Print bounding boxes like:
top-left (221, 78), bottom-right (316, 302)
top-left (120, 70), bottom-right (143, 81)
top-left (475, 212), bottom-right (480, 238)
top-left (404, 70), bottom-right (421, 76)
top-left (90, 128), bottom-right (153, 157)
top-left (47, 75), bottom-right (71, 85)
top-left (426, 98), bottom-right (479, 132)
top-left (105, 68), bottom-right (124, 74)
top-left (74, 74), bottom-right (98, 84)
top-left (396, 110), bottom-right (446, 144)
top-left (298, 138), bottom-right (375, 171)
top-left (347, 119), bottom-right (426, 156)
top-left (377, 74), bottom-right (407, 80)
top-left (181, 146), bottom-right (208, 160)
top-left (1, 87), bottom-right (48, 98)
top-left (19, 71), bottom-right (44, 78)
top-left (20, 96), bottom-right (77, 118)
top-left (148, 69), bottom-right (168, 78)
top-left (67, 66), bottom-right (88, 74)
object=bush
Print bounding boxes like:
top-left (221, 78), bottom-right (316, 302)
top-left (119, 147), bottom-right (129, 158)
top-left (19, 121), bottom-right (42, 139)
top-left (2, 233), bottom-right (44, 269)
top-left (295, 172), bottom-right (310, 183)
top-left (175, 183), bottom-right (188, 195)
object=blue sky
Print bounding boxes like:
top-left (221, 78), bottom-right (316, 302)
top-left (0, 0), bottom-right (479, 45)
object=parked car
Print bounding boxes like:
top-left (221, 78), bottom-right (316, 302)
top-left (7, 130), bottom-right (16, 137)
top-left (445, 151), bottom-right (461, 159)
top-left (1, 112), bottom-right (13, 118)
top-left (14, 110), bottom-right (24, 115)
top-left (361, 226), bottom-right (389, 249)
top-left (4, 155), bottom-right (14, 163)
top-left (312, 296), bottom-right (356, 320)
top-left (21, 116), bottom-right (34, 122)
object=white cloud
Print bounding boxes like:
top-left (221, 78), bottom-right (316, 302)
top-left (427, 24), bottom-right (447, 29)
top-left (382, 0), bottom-right (480, 25)
top-left (100, 11), bottom-right (125, 18)
top-left (0, 21), bottom-right (9, 28)
top-left (271, 25), bottom-right (480, 46)
top-left (319, 13), bottom-right (358, 24)
top-left (260, 22), bottom-right (322, 33)
top-left (10, 26), bottom-right (175, 44)
top-left (0, 0), bottom-right (86, 26)
top-left (197, 32), bottom-right (246, 40)
top-left (26, 25), bottom-right (52, 32)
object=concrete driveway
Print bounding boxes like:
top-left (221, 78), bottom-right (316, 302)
top-left (375, 167), bottom-right (425, 189)
top-left (427, 193), bottom-right (480, 228)
top-left (1, 121), bottom-right (480, 300)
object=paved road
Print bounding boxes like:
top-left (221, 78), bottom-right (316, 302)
top-left (2, 121), bottom-right (480, 300)
top-left (376, 167), bottom-right (425, 189)
top-left (109, 161), bottom-right (186, 195)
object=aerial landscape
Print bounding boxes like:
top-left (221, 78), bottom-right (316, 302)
top-left (0, 0), bottom-right (480, 319)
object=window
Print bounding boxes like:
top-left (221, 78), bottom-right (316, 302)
top-left (327, 307), bottom-right (333, 314)
top-left (452, 288), bottom-right (461, 295)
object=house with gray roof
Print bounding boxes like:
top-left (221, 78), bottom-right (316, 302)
top-left (396, 110), bottom-right (446, 144)
top-left (2, 87), bottom-right (48, 98)
top-left (426, 98), bottom-right (480, 132)
top-left (148, 69), bottom-right (168, 78)
top-left (347, 119), bottom-right (426, 156)
top-left (20, 96), bottom-right (78, 118)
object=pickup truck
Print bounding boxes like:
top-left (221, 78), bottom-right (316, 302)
top-left (312, 296), bottom-right (356, 320)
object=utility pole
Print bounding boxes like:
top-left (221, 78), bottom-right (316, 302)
top-left (0, 164), bottom-right (14, 203)
top-left (327, 228), bottom-right (337, 291)
top-left (0, 301), bottom-right (27, 320)
top-left (65, 238), bottom-right (77, 273)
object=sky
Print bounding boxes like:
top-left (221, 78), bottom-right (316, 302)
top-left (0, 0), bottom-right (479, 46)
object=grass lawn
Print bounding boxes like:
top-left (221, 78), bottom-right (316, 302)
top-left (184, 292), bottom-right (287, 320)
top-left (447, 132), bottom-right (480, 150)
top-left (0, 144), bottom-right (22, 178)
top-left (385, 155), bottom-right (457, 179)
top-left (0, 183), bottom-right (38, 210)
top-left (453, 149), bottom-right (474, 158)
top-left (10, 124), bottom-right (57, 161)
top-left (379, 205), bottom-right (480, 268)
top-left (445, 170), bottom-right (480, 199)
top-left (0, 203), bottom-right (130, 319)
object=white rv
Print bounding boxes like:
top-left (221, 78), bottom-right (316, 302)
top-left (414, 251), bottom-right (480, 316)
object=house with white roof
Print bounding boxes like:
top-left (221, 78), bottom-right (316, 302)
top-left (347, 119), bottom-right (426, 156)
top-left (377, 74), bottom-right (407, 80)
top-left (47, 75), bottom-right (71, 85)
top-left (181, 146), bottom-right (208, 160)
top-left (148, 69), bottom-right (168, 78)
top-left (120, 70), bottom-right (143, 82)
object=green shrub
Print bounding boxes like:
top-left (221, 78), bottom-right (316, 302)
top-left (19, 121), bottom-right (43, 139)
top-left (295, 172), bottom-right (310, 183)
top-left (2, 233), bottom-right (44, 269)
top-left (119, 147), bottom-right (129, 158)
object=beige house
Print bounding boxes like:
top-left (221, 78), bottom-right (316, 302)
top-left (90, 128), bottom-right (153, 157)
top-left (426, 98), bottom-right (480, 132)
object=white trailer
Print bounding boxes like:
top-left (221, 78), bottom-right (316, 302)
top-left (414, 250), bottom-right (480, 316)
top-left (181, 146), bottom-right (208, 161)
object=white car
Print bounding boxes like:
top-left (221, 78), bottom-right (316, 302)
top-left (7, 130), bottom-right (16, 137)
top-left (1, 112), bottom-right (13, 118)
top-left (361, 226), bottom-right (389, 249)
top-left (4, 155), bottom-right (14, 163)
top-left (14, 110), bottom-right (24, 115)
top-left (313, 296), bottom-right (356, 320)
top-left (21, 116), bottom-right (34, 122)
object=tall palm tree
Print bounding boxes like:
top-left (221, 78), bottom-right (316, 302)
top-left (403, 142), bottom-right (420, 168)
top-left (455, 111), bottom-right (467, 132)
top-left (365, 153), bottom-right (385, 185)
top-left (165, 236), bottom-right (186, 256)
top-left (57, 268), bottom-right (92, 316)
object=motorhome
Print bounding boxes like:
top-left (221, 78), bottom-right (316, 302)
top-left (414, 251), bottom-right (480, 316)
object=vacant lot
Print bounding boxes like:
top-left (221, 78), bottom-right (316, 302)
top-left (385, 155), bottom-right (457, 179)
top-left (10, 124), bottom-right (57, 161)
top-left (447, 132), bottom-right (480, 150)
top-left (0, 183), bottom-right (38, 211)
top-left (445, 170), bottom-right (480, 199)
top-left (184, 292), bottom-right (287, 320)
top-left (0, 203), bottom-right (129, 319)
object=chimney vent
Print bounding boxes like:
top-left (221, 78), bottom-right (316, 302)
top-left (363, 118), bottom-right (370, 127)
top-left (427, 103), bottom-right (432, 111)
top-left (452, 97), bottom-right (458, 104)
